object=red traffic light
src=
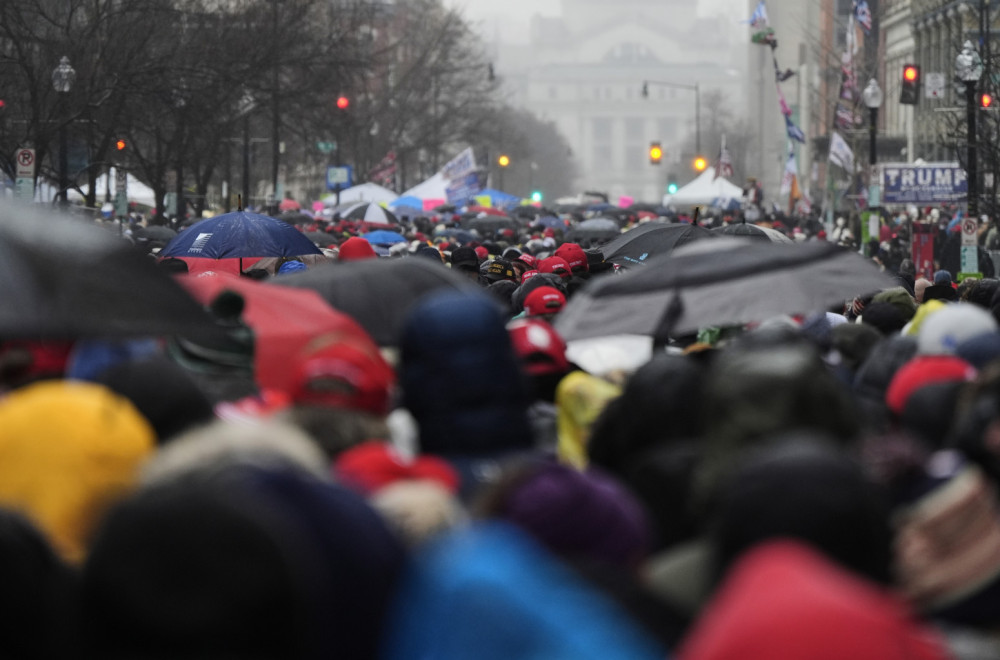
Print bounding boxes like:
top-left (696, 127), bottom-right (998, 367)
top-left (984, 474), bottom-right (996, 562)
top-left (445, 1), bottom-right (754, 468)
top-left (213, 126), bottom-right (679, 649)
top-left (0, 100), bottom-right (5, 109)
top-left (336, 96), bottom-right (349, 110)
top-left (982, 93), bottom-right (994, 108)
top-left (115, 139), bottom-right (127, 151)
top-left (903, 66), bottom-right (919, 82)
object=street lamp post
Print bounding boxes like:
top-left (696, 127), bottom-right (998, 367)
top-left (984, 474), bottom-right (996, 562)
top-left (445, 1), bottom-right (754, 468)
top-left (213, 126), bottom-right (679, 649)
top-left (957, 40), bottom-right (984, 222)
top-left (51, 56), bottom-right (76, 208)
top-left (862, 78), bottom-right (883, 208)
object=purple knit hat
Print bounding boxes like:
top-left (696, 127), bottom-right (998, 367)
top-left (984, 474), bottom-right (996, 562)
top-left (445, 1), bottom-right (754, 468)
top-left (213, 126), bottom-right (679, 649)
top-left (498, 462), bottom-right (651, 567)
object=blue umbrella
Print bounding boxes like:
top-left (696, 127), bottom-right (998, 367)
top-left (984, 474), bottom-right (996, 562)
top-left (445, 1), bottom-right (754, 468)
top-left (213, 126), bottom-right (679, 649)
top-left (363, 230), bottom-right (407, 245)
top-left (160, 211), bottom-right (322, 259)
top-left (534, 216), bottom-right (564, 229)
top-left (389, 195), bottom-right (424, 210)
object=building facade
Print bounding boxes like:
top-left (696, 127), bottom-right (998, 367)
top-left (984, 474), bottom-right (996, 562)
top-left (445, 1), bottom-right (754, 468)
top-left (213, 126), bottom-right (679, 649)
top-left (497, 0), bottom-right (745, 202)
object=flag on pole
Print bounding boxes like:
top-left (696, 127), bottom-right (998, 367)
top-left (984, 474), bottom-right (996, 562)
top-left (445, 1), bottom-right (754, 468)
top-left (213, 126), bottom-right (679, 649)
top-left (748, 1), bottom-right (776, 46)
top-left (854, 0), bottom-right (872, 34)
top-left (714, 135), bottom-right (735, 180)
top-left (829, 132), bottom-right (855, 172)
top-left (780, 150), bottom-right (797, 197)
top-left (785, 116), bottom-right (806, 143)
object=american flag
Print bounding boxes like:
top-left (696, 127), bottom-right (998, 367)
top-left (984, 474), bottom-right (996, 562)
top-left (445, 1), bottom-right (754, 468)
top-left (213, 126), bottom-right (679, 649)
top-left (715, 135), bottom-right (735, 180)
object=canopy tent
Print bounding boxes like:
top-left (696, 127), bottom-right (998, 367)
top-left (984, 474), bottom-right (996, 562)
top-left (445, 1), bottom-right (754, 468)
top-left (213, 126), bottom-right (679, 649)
top-left (322, 182), bottom-right (398, 206)
top-left (400, 172), bottom-right (448, 201)
top-left (67, 168), bottom-right (158, 207)
top-left (663, 167), bottom-right (744, 207)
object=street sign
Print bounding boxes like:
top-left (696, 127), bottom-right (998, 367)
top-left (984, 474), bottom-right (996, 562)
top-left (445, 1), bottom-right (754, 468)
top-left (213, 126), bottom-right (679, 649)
top-left (962, 216), bottom-right (978, 247)
top-left (926, 72), bottom-right (946, 99)
top-left (326, 166), bottom-right (352, 190)
top-left (15, 148), bottom-right (35, 179)
top-left (961, 245), bottom-right (980, 275)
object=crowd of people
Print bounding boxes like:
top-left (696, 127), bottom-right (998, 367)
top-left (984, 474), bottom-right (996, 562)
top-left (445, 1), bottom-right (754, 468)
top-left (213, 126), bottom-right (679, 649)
top-left (1, 198), bottom-right (999, 659)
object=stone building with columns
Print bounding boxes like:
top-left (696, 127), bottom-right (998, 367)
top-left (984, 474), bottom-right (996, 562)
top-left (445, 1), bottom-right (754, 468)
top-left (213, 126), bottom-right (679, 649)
top-left (910, 0), bottom-right (991, 162)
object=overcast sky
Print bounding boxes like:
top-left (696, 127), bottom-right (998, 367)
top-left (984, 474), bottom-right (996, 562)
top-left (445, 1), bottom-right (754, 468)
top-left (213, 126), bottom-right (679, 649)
top-left (447, 0), bottom-right (746, 44)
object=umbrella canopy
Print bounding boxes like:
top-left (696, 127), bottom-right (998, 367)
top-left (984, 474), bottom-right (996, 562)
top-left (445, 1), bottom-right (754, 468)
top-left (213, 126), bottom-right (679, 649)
top-left (555, 238), bottom-right (898, 342)
top-left (303, 231), bottom-right (337, 247)
top-left (278, 198), bottom-right (302, 211)
top-left (566, 218), bottom-right (621, 245)
top-left (179, 272), bottom-right (374, 392)
top-left (466, 206), bottom-right (508, 217)
top-left (363, 230), bottom-right (407, 245)
top-left (0, 203), bottom-right (215, 339)
top-left (389, 195), bottom-right (424, 210)
top-left (434, 228), bottom-right (478, 244)
top-left (533, 216), bottom-right (565, 229)
top-left (132, 225), bottom-right (177, 242)
top-left (600, 222), bottom-right (714, 267)
top-left (343, 203), bottom-right (399, 225)
top-left (277, 211), bottom-right (315, 226)
top-left (280, 257), bottom-right (477, 346)
top-left (712, 223), bottom-right (793, 244)
top-left (160, 211), bottom-right (323, 260)
top-left (464, 215), bottom-right (518, 234)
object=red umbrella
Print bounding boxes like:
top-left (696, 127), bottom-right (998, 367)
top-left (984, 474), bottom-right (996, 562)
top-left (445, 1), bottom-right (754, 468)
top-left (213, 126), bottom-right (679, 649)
top-left (279, 198), bottom-right (302, 211)
top-left (178, 272), bottom-right (378, 393)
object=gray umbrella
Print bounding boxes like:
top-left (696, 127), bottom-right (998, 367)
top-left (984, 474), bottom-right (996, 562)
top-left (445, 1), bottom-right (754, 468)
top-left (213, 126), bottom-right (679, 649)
top-left (712, 222), bottom-right (793, 244)
top-left (555, 237), bottom-right (898, 342)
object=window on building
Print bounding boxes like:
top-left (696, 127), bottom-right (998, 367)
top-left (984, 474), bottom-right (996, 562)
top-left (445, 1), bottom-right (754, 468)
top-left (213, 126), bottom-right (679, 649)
top-left (592, 117), bottom-right (612, 141)
top-left (625, 117), bottom-right (645, 142)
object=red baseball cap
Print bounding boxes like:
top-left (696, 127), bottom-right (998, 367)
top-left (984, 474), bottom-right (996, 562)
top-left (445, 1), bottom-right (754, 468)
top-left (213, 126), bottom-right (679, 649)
top-left (554, 243), bottom-right (588, 272)
top-left (474, 246), bottom-right (489, 260)
top-left (508, 318), bottom-right (570, 376)
top-left (885, 355), bottom-right (976, 416)
top-left (521, 269), bottom-right (541, 283)
top-left (338, 236), bottom-right (377, 262)
top-left (334, 441), bottom-right (459, 495)
top-left (518, 254), bottom-right (538, 269)
top-left (523, 286), bottom-right (566, 318)
top-left (538, 256), bottom-right (572, 281)
top-left (289, 334), bottom-right (395, 416)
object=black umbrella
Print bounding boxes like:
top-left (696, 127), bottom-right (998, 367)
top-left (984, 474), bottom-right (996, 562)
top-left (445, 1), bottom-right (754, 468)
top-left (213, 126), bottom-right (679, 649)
top-left (565, 218), bottom-right (621, 245)
top-left (600, 222), bottom-right (715, 267)
top-left (343, 203), bottom-right (399, 225)
top-left (555, 238), bottom-right (898, 342)
top-left (133, 225), bottom-right (177, 242)
top-left (0, 203), bottom-right (216, 339)
top-left (279, 256), bottom-right (477, 345)
top-left (464, 215), bottom-right (518, 234)
top-left (712, 222), bottom-right (793, 244)
top-left (278, 211), bottom-right (316, 225)
top-left (303, 231), bottom-right (337, 247)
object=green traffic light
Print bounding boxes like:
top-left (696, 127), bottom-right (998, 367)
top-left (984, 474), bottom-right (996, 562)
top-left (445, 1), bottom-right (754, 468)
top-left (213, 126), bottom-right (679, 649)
top-left (667, 183), bottom-right (678, 194)
top-left (531, 191), bottom-right (543, 202)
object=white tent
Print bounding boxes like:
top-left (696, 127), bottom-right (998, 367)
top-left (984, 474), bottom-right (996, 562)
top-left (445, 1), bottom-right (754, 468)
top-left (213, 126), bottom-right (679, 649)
top-left (663, 167), bottom-right (744, 207)
top-left (322, 182), bottom-right (397, 206)
top-left (67, 168), bottom-right (159, 207)
top-left (400, 171), bottom-right (448, 201)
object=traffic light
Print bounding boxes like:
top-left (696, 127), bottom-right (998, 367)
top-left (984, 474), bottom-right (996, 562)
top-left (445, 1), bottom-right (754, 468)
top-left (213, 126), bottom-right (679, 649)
top-left (982, 92), bottom-right (994, 108)
top-left (498, 154), bottom-right (510, 167)
top-left (900, 64), bottom-right (920, 105)
top-left (667, 175), bottom-right (678, 195)
top-left (649, 141), bottom-right (662, 165)
top-left (531, 190), bottom-right (543, 202)
top-left (115, 138), bottom-right (127, 151)
top-left (693, 156), bottom-right (708, 172)
top-left (336, 95), bottom-right (349, 110)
